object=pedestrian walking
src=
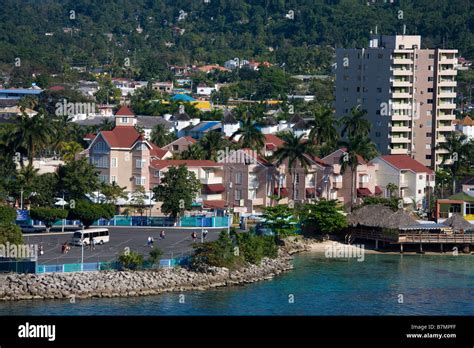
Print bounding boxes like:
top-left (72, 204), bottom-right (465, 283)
top-left (191, 232), bottom-right (197, 242)
top-left (160, 230), bottom-right (166, 240)
top-left (150, 236), bottom-right (154, 248)
top-left (203, 229), bottom-right (208, 240)
top-left (39, 244), bottom-right (44, 255)
top-left (89, 235), bottom-right (94, 250)
top-left (147, 236), bottom-right (152, 247)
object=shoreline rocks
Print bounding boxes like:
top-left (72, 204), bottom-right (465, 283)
top-left (0, 250), bottom-right (297, 302)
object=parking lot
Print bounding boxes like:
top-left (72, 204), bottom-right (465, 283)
top-left (22, 227), bottom-right (223, 265)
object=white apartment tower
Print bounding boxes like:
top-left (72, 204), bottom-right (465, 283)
top-left (335, 34), bottom-right (457, 168)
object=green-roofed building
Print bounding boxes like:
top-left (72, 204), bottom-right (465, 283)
top-left (436, 191), bottom-right (474, 223)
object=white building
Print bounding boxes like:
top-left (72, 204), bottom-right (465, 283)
top-left (454, 115), bottom-right (474, 140)
top-left (370, 154), bottom-right (435, 210)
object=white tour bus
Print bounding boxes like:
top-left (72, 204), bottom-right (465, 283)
top-left (72, 228), bottom-right (110, 246)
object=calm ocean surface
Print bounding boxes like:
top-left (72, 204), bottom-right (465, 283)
top-left (1, 253), bottom-right (473, 316)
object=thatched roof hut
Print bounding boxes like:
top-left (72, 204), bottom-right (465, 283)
top-left (348, 204), bottom-right (418, 229)
top-left (443, 214), bottom-right (474, 231)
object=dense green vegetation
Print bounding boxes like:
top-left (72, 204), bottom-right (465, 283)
top-left (1, 0), bottom-right (472, 86)
top-left (0, 204), bottom-right (23, 245)
top-left (191, 230), bottom-right (278, 269)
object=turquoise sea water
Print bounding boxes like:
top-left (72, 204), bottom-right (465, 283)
top-left (0, 253), bottom-right (473, 315)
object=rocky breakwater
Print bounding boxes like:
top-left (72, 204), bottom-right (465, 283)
top-left (0, 255), bottom-right (293, 301)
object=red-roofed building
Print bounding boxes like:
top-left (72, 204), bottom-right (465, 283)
top-left (370, 155), bottom-right (435, 210)
top-left (150, 159), bottom-right (225, 210)
top-left (161, 136), bottom-right (197, 154)
top-left (217, 148), bottom-right (278, 214)
top-left (87, 121), bottom-right (171, 193)
top-left (322, 148), bottom-right (379, 208)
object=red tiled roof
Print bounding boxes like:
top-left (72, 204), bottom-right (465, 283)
top-left (100, 126), bottom-right (141, 148)
top-left (184, 136), bottom-right (197, 144)
top-left (149, 143), bottom-right (169, 159)
top-left (264, 134), bottom-right (284, 148)
top-left (49, 85), bottom-right (65, 91)
top-left (203, 200), bottom-right (227, 209)
top-left (204, 184), bottom-right (226, 193)
top-left (357, 188), bottom-right (372, 197)
top-left (150, 159), bottom-right (222, 170)
top-left (115, 105), bottom-right (135, 116)
top-left (379, 155), bottom-right (434, 174)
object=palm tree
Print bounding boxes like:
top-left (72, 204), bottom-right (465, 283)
top-left (180, 144), bottom-right (206, 160)
top-left (231, 114), bottom-right (265, 150)
top-left (338, 135), bottom-right (378, 211)
top-left (150, 124), bottom-right (176, 147)
top-left (9, 112), bottom-right (54, 166)
top-left (308, 106), bottom-right (339, 147)
top-left (340, 106), bottom-right (371, 139)
top-left (199, 131), bottom-right (225, 161)
top-left (436, 132), bottom-right (474, 194)
top-left (59, 141), bottom-right (84, 163)
top-left (271, 132), bottom-right (316, 201)
top-left (99, 118), bottom-right (114, 131)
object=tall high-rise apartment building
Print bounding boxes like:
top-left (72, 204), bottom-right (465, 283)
top-left (335, 34), bottom-right (457, 168)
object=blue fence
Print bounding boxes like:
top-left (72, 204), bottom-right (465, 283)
top-left (35, 256), bottom-right (190, 274)
top-left (19, 215), bottom-right (229, 229)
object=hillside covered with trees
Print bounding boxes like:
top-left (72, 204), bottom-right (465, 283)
top-left (0, 0), bottom-right (473, 84)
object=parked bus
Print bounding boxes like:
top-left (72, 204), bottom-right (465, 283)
top-left (72, 228), bottom-right (110, 246)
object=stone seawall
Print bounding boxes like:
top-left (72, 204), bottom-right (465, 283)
top-left (0, 237), bottom-right (319, 301)
top-left (0, 255), bottom-right (294, 301)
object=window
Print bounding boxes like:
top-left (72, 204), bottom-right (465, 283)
top-left (90, 155), bottom-right (109, 168)
top-left (426, 155), bottom-right (432, 160)
top-left (93, 141), bottom-right (108, 153)
top-left (235, 189), bottom-right (242, 201)
top-left (466, 203), bottom-right (474, 215)
top-left (248, 189), bottom-right (257, 200)
top-left (235, 172), bottom-right (242, 185)
top-left (427, 88), bottom-right (433, 93)
top-left (99, 175), bottom-right (108, 183)
top-left (121, 117), bottom-right (129, 124)
top-left (295, 173), bottom-right (300, 184)
top-left (418, 189), bottom-right (422, 194)
top-left (135, 143), bottom-right (147, 151)
top-left (429, 54), bottom-right (434, 59)
top-left (154, 170), bottom-right (160, 178)
top-left (375, 132), bottom-right (381, 137)
top-left (419, 175), bottom-right (423, 180)
top-left (377, 87), bottom-right (382, 93)
top-left (172, 145), bottom-right (179, 151)
top-left (136, 159), bottom-right (146, 168)
top-left (426, 132), bottom-right (432, 137)
top-left (428, 66), bottom-right (433, 71)
top-left (111, 158), bottom-right (117, 167)
top-left (110, 176), bottom-right (116, 183)
top-left (428, 77), bottom-right (434, 82)
top-left (427, 99), bottom-right (433, 104)
top-left (135, 176), bottom-right (146, 186)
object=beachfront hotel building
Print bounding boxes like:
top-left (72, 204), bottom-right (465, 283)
top-left (335, 34), bottom-right (458, 168)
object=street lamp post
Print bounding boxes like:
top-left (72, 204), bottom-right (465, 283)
top-left (61, 191), bottom-right (65, 233)
top-left (81, 224), bottom-right (84, 272)
top-left (20, 189), bottom-right (24, 210)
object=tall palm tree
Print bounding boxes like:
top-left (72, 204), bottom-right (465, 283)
top-left (338, 135), bottom-right (378, 210)
top-left (231, 114), bottom-right (265, 150)
top-left (180, 144), bottom-right (206, 160)
top-left (340, 106), bottom-right (371, 139)
top-left (308, 106), bottom-right (339, 147)
top-left (271, 132), bottom-right (316, 201)
top-left (436, 132), bottom-right (474, 194)
top-left (59, 141), bottom-right (84, 163)
top-left (9, 112), bottom-right (54, 166)
top-left (199, 131), bottom-right (225, 161)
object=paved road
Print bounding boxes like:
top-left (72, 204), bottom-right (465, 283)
top-left (23, 227), bottom-right (224, 265)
